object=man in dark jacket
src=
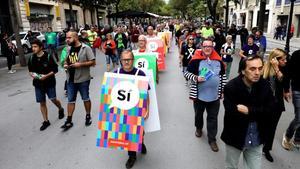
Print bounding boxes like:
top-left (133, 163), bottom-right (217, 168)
top-left (228, 24), bottom-right (238, 46)
top-left (282, 49), bottom-right (300, 150)
top-left (221, 56), bottom-right (275, 169)
top-left (238, 25), bottom-right (249, 48)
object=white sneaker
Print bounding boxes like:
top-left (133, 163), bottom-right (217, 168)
top-left (8, 70), bottom-right (15, 74)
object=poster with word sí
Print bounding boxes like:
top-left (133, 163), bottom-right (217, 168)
top-left (146, 37), bottom-right (166, 71)
top-left (133, 52), bottom-right (158, 83)
top-left (96, 72), bottom-right (149, 152)
top-left (133, 53), bottom-right (161, 132)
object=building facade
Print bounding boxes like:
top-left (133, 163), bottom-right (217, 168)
top-left (226, 0), bottom-right (300, 37)
top-left (17, 0), bottom-right (108, 32)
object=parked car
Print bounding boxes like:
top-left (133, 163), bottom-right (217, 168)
top-left (9, 31), bottom-right (45, 54)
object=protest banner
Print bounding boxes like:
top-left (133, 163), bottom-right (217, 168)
top-left (146, 37), bottom-right (166, 71)
top-left (96, 72), bottom-right (149, 152)
top-left (133, 52), bottom-right (158, 83)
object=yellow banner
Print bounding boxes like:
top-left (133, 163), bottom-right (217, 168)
top-left (55, 5), bottom-right (60, 18)
top-left (24, 0), bottom-right (30, 16)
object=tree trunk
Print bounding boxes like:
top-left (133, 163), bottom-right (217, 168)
top-left (9, 0), bottom-right (26, 66)
top-left (115, 0), bottom-right (121, 25)
top-left (207, 0), bottom-right (218, 23)
top-left (258, 0), bottom-right (266, 31)
top-left (225, 0), bottom-right (229, 36)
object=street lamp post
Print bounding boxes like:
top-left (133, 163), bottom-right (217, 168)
top-left (285, 0), bottom-right (295, 54)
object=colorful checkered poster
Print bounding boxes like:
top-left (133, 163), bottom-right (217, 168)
top-left (96, 72), bottom-right (149, 152)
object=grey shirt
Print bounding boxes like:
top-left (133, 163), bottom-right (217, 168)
top-left (66, 43), bottom-right (95, 83)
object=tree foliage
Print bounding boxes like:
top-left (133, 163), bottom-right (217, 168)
top-left (104, 0), bottom-right (167, 15)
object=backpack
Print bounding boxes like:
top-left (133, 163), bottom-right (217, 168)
top-left (29, 53), bottom-right (51, 65)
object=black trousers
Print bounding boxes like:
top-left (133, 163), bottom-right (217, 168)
top-left (128, 132), bottom-right (145, 157)
top-left (193, 99), bottom-right (220, 143)
top-left (263, 110), bottom-right (283, 151)
top-left (128, 143), bottom-right (146, 157)
top-left (6, 53), bottom-right (15, 70)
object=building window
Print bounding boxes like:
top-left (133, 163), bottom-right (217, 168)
top-left (285, 0), bottom-right (300, 4)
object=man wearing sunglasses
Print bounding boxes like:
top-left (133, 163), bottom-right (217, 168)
top-left (184, 38), bottom-right (226, 152)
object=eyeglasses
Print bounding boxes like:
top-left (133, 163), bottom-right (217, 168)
top-left (202, 46), bottom-right (213, 49)
top-left (120, 59), bottom-right (133, 62)
top-left (189, 38), bottom-right (194, 40)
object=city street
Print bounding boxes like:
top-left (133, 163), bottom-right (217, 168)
top-left (0, 39), bottom-right (299, 169)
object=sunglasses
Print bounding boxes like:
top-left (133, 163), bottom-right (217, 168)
top-left (189, 38), bottom-right (194, 40)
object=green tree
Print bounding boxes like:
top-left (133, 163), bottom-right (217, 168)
top-left (186, 0), bottom-right (207, 19)
top-left (169, 0), bottom-right (193, 19)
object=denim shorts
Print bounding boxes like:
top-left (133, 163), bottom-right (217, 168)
top-left (105, 54), bottom-right (116, 64)
top-left (67, 80), bottom-right (90, 103)
top-left (35, 86), bottom-right (57, 103)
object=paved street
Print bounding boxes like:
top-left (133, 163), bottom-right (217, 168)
top-left (0, 39), bottom-right (299, 169)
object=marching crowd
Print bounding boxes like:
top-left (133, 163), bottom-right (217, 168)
top-left (1, 19), bottom-right (300, 169)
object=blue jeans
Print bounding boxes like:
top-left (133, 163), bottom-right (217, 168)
top-left (105, 54), bottom-right (116, 64)
top-left (116, 48), bottom-right (124, 64)
top-left (47, 44), bottom-right (58, 62)
top-left (225, 144), bottom-right (262, 169)
top-left (35, 86), bottom-right (56, 103)
top-left (286, 91), bottom-right (300, 141)
top-left (67, 80), bottom-right (90, 103)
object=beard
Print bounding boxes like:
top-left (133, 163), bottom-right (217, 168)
top-left (69, 41), bottom-right (76, 46)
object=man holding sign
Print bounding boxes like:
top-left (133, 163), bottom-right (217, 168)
top-left (113, 50), bottom-right (150, 169)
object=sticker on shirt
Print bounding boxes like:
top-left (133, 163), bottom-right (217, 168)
top-left (248, 50), bottom-right (254, 55)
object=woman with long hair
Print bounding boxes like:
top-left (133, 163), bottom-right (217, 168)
top-left (262, 48), bottom-right (287, 162)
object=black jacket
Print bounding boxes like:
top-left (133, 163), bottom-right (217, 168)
top-left (284, 50), bottom-right (300, 92)
top-left (221, 75), bottom-right (275, 150)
